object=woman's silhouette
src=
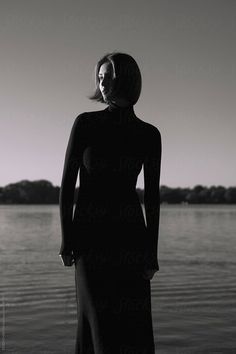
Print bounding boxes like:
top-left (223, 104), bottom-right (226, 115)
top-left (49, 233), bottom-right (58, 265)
top-left (59, 52), bottom-right (162, 354)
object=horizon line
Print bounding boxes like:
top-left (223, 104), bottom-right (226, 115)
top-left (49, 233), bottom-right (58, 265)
top-left (0, 179), bottom-right (235, 190)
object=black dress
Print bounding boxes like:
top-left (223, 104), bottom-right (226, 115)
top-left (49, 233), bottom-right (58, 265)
top-left (59, 102), bottom-right (162, 354)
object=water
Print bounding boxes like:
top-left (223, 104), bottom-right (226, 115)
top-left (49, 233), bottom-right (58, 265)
top-left (0, 204), bottom-right (236, 353)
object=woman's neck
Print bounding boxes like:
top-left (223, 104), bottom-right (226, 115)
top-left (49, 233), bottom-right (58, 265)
top-left (109, 97), bottom-right (131, 107)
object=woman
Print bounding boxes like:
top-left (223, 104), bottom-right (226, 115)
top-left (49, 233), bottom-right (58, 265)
top-left (59, 52), bottom-right (162, 354)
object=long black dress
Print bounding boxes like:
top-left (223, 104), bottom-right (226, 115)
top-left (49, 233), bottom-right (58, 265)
top-left (59, 102), bottom-right (162, 354)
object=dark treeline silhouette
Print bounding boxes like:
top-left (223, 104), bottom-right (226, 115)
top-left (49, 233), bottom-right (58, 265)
top-left (158, 185), bottom-right (236, 204)
top-left (0, 180), bottom-right (236, 204)
top-left (0, 180), bottom-right (60, 204)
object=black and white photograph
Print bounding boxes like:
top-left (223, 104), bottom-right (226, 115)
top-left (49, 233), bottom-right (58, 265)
top-left (0, 1), bottom-right (236, 353)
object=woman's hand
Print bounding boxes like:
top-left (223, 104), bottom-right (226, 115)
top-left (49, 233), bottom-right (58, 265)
top-left (142, 268), bottom-right (158, 280)
top-left (59, 253), bottom-right (75, 266)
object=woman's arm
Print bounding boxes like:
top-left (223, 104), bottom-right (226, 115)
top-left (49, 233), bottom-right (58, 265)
top-left (59, 113), bottom-right (87, 257)
top-left (143, 126), bottom-right (162, 272)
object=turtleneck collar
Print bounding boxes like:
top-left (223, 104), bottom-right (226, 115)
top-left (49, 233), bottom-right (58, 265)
top-left (105, 102), bottom-right (135, 122)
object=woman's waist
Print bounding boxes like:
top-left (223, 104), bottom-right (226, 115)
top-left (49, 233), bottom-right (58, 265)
top-left (78, 180), bottom-right (137, 196)
top-left (77, 186), bottom-right (139, 205)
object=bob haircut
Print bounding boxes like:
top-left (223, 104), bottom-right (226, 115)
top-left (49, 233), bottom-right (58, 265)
top-left (88, 52), bottom-right (142, 105)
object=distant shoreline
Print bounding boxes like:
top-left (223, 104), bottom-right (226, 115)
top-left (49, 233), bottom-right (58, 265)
top-left (0, 179), bottom-right (236, 204)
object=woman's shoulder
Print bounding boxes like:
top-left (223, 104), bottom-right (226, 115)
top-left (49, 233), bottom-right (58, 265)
top-left (72, 109), bottom-right (105, 130)
top-left (136, 116), bottom-right (161, 139)
top-left (73, 109), bottom-right (161, 140)
top-left (74, 109), bottom-right (107, 124)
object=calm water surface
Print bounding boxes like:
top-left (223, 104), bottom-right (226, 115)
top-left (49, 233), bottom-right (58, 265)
top-left (0, 204), bottom-right (236, 353)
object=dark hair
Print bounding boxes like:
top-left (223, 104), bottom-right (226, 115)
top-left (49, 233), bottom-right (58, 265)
top-left (88, 52), bottom-right (142, 105)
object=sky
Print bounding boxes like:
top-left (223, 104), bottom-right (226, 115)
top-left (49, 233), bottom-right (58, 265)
top-left (1, 0), bottom-right (235, 189)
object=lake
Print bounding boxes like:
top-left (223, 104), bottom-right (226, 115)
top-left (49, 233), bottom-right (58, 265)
top-left (0, 204), bottom-right (236, 353)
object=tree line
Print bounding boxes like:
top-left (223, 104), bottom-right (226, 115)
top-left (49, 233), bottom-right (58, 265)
top-left (0, 180), bottom-right (236, 204)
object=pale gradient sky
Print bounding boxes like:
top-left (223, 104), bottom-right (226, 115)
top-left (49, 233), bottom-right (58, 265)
top-left (1, 0), bottom-right (235, 188)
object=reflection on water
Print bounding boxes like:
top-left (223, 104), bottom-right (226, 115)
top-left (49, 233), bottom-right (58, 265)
top-left (0, 204), bottom-right (236, 353)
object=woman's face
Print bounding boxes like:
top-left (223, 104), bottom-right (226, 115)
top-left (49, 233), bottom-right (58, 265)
top-left (98, 62), bottom-right (115, 102)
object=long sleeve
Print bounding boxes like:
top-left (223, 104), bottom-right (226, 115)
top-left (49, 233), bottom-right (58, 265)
top-left (59, 113), bottom-right (87, 255)
top-left (143, 126), bottom-right (162, 270)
